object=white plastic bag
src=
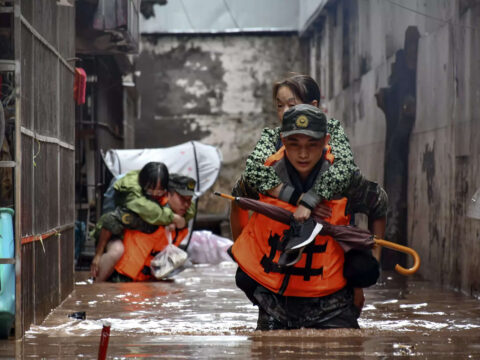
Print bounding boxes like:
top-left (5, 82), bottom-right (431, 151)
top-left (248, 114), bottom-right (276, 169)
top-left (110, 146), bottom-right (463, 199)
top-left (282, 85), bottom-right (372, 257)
top-left (187, 230), bottom-right (234, 264)
top-left (150, 230), bottom-right (188, 279)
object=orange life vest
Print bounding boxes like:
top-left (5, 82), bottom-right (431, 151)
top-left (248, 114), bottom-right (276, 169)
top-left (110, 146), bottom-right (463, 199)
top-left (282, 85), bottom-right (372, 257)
top-left (115, 226), bottom-right (188, 281)
top-left (231, 145), bottom-right (349, 297)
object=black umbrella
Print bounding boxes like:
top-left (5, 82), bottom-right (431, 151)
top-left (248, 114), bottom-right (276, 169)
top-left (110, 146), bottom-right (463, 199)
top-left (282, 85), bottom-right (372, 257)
top-left (216, 192), bottom-right (420, 275)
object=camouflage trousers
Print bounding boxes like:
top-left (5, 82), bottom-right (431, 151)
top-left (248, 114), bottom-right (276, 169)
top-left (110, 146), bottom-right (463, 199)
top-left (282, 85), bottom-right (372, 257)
top-left (235, 267), bottom-right (360, 330)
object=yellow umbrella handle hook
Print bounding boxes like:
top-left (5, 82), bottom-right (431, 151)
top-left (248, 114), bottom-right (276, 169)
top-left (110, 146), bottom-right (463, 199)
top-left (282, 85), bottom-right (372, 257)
top-left (374, 239), bottom-right (421, 275)
top-left (214, 192), bottom-right (421, 275)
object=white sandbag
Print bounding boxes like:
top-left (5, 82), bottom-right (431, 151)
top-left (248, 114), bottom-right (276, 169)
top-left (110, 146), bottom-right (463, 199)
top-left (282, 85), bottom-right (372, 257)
top-left (187, 230), bottom-right (234, 265)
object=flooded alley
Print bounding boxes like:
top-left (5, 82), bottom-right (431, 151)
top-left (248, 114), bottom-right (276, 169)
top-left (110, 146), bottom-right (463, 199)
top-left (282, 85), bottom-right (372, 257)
top-left (2, 263), bottom-right (480, 359)
top-left (2, 1), bottom-right (480, 358)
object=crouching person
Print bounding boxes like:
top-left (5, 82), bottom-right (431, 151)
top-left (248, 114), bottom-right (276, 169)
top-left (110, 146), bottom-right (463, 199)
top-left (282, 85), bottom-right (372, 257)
top-left (230, 104), bottom-right (384, 330)
top-left (110, 174), bottom-right (196, 282)
top-left (91, 162), bottom-right (189, 281)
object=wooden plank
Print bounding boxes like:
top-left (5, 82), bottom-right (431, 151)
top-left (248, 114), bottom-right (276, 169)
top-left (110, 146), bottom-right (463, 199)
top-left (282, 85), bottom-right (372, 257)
top-left (21, 243), bottom-right (34, 333)
top-left (59, 66), bottom-right (75, 144)
top-left (33, 41), bottom-right (57, 136)
top-left (21, 135), bottom-right (33, 235)
top-left (32, 0), bottom-right (57, 50)
top-left (47, 143), bottom-right (59, 230)
top-left (32, 139), bottom-right (48, 235)
top-left (20, 23), bottom-right (33, 129)
top-left (56, 2), bottom-right (74, 60)
top-left (59, 228), bottom-right (74, 300)
top-left (33, 237), bottom-right (59, 325)
top-left (20, 13), bottom-right (74, 73)
top-left (19, 0), bottom-right (32, 23)
top-left (60, 150), bottom-right (75, 225)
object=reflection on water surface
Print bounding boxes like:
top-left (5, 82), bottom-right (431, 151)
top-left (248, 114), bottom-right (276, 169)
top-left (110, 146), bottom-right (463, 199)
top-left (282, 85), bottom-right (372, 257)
top-left (2, 262), bottom-right (480, 359)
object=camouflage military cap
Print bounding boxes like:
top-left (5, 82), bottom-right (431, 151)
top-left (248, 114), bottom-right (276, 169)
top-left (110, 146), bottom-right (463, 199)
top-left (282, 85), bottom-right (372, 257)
top-left (169, 173), bottom-right (196, 196)
top-left (281, 104), bottom-right (327, 139)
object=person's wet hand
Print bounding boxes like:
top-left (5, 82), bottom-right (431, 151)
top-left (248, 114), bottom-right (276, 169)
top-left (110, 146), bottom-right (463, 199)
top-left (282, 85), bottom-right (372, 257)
top-left (173, 214), bottom-right (186, 229)
top-left (90, 254), bottom-right (101, 279)
top-left (293, 204), bottom-right (311, 222)
top-left (312, 202), bottom-right (332, 219)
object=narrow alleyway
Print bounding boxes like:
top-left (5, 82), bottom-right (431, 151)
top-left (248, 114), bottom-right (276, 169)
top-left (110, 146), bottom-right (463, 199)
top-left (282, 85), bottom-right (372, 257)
top-left (2, 1), bottom-right (480, 357)
top-left (1, 263), bottom-right (480, 359)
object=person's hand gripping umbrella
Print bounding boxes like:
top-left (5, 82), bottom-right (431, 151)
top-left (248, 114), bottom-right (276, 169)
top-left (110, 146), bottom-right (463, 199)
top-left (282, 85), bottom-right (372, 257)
top-left (216, 192), bottom-right (420, 275)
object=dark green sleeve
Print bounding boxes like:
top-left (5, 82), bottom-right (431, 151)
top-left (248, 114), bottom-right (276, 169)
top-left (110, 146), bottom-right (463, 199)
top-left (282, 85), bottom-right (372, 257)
top-left (243, 127), bottom-right (282, 194)
top-left (344, 170), bottom-right (388, 219)
top-left (231, 175), bottom-right (260, 200)
top-left (313, 118), bottom-right (357, 200)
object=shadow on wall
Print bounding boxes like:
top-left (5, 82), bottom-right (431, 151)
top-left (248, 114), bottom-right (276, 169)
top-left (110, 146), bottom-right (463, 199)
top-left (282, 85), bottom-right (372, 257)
top-left (375, 26), bottom-right (420, 270)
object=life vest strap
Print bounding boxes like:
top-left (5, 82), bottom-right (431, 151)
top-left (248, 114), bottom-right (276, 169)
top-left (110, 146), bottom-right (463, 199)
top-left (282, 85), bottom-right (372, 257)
top-left (260, 256), bottom-right (324, 277)
top-left (263, 232), bottom-right (281, 273)
top-left (261, 233), bottom-right (328, 281)
top-left (304, 250), bottom-right (314, 281)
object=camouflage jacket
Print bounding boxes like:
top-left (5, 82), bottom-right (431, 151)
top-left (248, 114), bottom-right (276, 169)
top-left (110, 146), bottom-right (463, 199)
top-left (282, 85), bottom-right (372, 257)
top-left (242, 118), bottom-right (356, 200)
top-left (233, 159), bottom-right (387, 220)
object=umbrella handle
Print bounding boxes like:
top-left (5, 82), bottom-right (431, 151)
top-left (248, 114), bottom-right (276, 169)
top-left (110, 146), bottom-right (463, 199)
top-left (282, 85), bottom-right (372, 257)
top-left (374, 239), bottom-right (421, 276)
top-left (214, 192), bottom-right (236, 201)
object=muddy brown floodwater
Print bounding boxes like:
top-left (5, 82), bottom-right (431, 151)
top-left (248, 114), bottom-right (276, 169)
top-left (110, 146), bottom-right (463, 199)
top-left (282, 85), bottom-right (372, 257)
top-left (1, 262), bottom-right (480, 359)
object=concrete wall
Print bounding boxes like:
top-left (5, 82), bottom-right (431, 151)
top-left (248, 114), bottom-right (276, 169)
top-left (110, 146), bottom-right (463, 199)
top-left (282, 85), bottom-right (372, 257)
top-left (306, 0), bottom-right (480, 295)
top-left (136, 34), bottom-right (304, 213)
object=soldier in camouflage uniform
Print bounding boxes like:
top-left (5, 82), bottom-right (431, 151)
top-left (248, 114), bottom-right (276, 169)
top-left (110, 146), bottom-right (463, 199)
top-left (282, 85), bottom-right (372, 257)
top-left (233, 104), bottom-right (388, 330)
top-left (231, 74), bottom-right (387, 241)
top-left (107, 174), bottom-right (197, 283)
top-left (91, 163), bottom-right (196, 281)
top-left (231, 75), bottom-right (387, 313)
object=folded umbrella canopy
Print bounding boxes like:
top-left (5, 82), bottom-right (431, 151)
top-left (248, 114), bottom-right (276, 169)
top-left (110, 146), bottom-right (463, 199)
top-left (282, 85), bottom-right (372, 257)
top-left (216, 192), bottom-right (420, 276)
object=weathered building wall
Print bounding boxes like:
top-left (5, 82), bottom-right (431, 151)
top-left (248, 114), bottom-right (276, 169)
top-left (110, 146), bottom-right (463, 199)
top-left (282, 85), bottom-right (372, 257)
top-left (306, 0), bottom-right (480, 295)
top-left (136, 35), bottom-right (304, 213)
top-left (409, 4), bottom-right (480, 295)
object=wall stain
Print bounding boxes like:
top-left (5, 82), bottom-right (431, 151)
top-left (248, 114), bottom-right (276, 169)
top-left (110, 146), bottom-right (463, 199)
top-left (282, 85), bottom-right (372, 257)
top-left (139, 40), bottom-right (227, 117)
top-left (422, 143), bottom-right (436, 205)
top-left (136, 35), bottom-right (304, 216)
top-left (360, 55), bottom-right (371, 76)
top-left (135, 117), bottom-right (211, 148)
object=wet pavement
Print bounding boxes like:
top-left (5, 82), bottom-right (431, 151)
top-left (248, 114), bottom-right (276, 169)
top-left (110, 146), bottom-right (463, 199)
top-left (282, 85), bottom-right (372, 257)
top-left (1, 262), bottom-right (480, 359)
